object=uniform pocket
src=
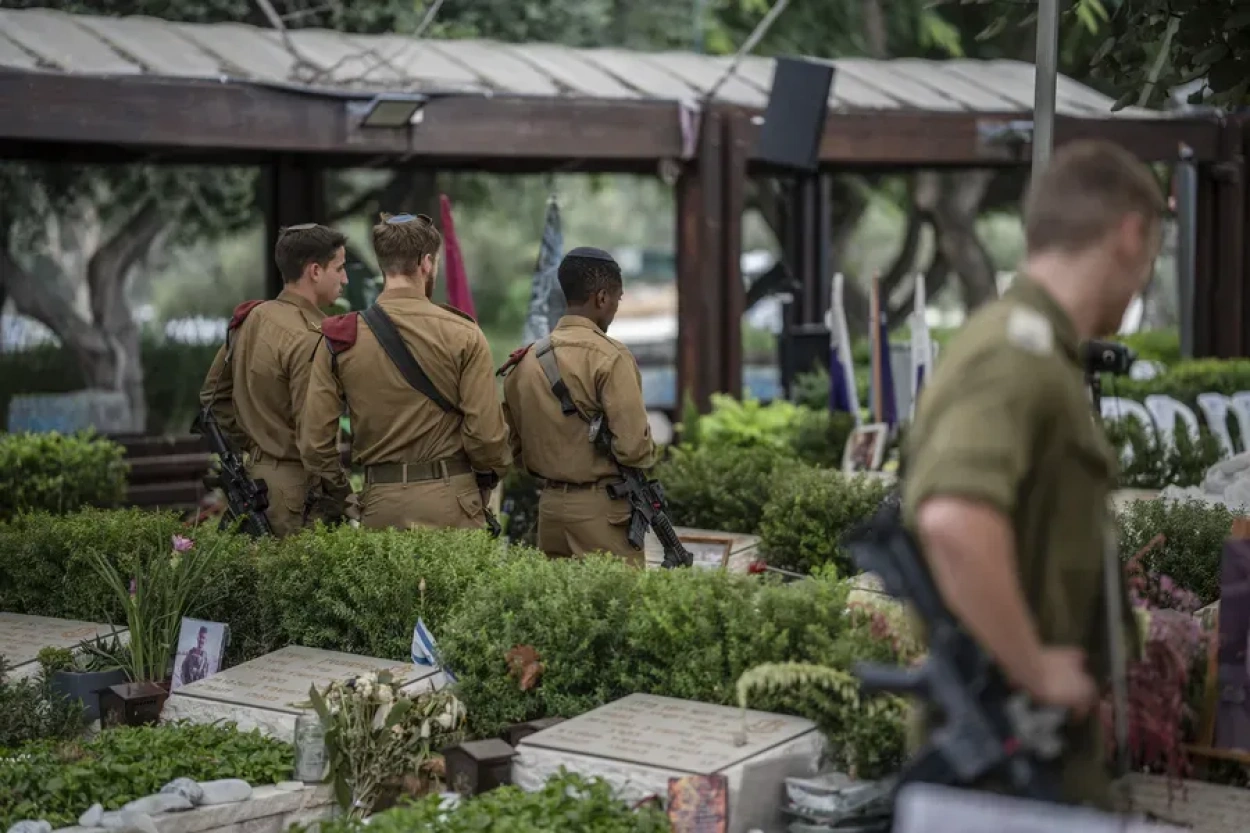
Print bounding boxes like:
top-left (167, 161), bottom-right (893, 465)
top-left (456, 488), bottom-right (484, 521)
top-left (606, 498), bottom-right (632, 527)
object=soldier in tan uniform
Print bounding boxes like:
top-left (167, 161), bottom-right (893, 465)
top-left (200, 223), bottom-right (348, 537)
top-left (299, 213), bottom-right (510, 531)
top-left (902, 141), bottom-right (1161, 808)
top-left (498, 247), bottom-right (656, 565)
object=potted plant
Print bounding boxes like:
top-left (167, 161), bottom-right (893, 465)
top-left (85, 533), bottom-right (216, 723)
top-left (38, 635), bottom-right (129, 723)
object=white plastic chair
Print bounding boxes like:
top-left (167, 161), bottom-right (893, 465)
top-left (1196, 392), bottom-right (1238, 457)
top-left (1144, 394), bottom-right (1202, 455)
top-left (1231, 392), bottom-right (1250, 453)
top-left (1129, 360), bottom-right (1165, 381)
top-left (1100, 397), bottom-right (1156, 465)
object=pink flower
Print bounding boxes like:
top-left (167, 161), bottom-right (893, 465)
top-left (171, 535), bottom-right (193, 553)
top-left (129, 578), bottom-right (137, 598)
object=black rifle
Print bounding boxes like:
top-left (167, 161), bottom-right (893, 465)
top-left (191, 406), bottom-right (274, 538)
top-left (590, 415), bottom-right (693, 569)
top-left (476, 472), bottom-right (502, 539)
top-left (844, 504), bottom-right (1066, 803)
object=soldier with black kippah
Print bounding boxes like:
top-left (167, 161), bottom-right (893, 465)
top-left (497, 247), bottom-right (657, 565)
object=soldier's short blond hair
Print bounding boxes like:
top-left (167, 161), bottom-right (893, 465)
top-left (371, 212), bottom-right (442, 276)
top-left (1024, 140), bottom-right (1165, 255)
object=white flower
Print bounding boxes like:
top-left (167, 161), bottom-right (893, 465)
top-left (359, 672), bottom-right (379, 687)
top-left (377, 685), bottom-right (394, 704)
top-left (436, 711), bottom-right (455, 730)
top-left (391, 724), bottom-right (404, 736)
top-left (420, 719), bottom-right (432, 739)
top-left (372, 702), bottom-right (392, 730)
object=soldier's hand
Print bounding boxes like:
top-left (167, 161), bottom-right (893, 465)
top-left (1031, 647), bottom-right (1099, 718)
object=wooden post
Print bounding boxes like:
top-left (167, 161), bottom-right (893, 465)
top-left (261, 155), bottom-right (327, 299)
top-left (720, 113), bottom-right (748, 399)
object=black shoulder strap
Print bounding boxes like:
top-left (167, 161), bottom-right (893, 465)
top-left (534, 336), bottom-right (583, 420)
top-left (361, 305), bottom-right (461, 415)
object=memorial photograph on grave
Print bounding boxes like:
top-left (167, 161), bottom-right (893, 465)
top-left (171, 618), bottom-right (228, 690)
top-left (1216, 537), bottom-right (1250, 751)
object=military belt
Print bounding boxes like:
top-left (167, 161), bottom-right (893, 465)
top-left (250, 449), bottom-right (302, 467)
top-left (543, 478), bottom-right (611, 492)
top-left (365, 457), bottom-right (472, 485)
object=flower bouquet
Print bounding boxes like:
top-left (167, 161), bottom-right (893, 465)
top-left (307, 670), bottom-right (466, 818)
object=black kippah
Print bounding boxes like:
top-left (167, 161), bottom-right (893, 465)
top-left (564, 246), bottom-right (616, 263)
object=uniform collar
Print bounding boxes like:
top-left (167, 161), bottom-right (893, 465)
top-left (555, 314), bottom-right (604, 334)
top-left (276, 287), bottom-right (326, 321)
top-left (377, 285), bottom-right (431, 303)
top-left (1005, 276), bottom-right (1080, 363)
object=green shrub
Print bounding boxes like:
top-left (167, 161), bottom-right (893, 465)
top-left (0, 510), bottom-right (274, 665)
top-left (1108, 358), bottom-right (1250, 411)
top-left (1116, 329), bottom-right (1181, 365)
top-left (759, 468), bottom-right (891, 576)
top-left (258, 525), bottom-right (539, 661)
top-left (1116, 498), bottom-right (1236, 607)
top-left (0, 432), bottom-right (127, 520)
top-left (0, 723), bottom-right (292, 829)
top-left (788, 408), bottom-right (855, 469)
top-left (1103, 416), bottom-right (1224, 490)
top-left (0, 338), bottom-right (217, 435)
top-left (439, 558), bottom-right (906, 777)
top-left (0, 656), bottom-right (86, 752)
top-left (501, 467), bottom-right (541, 546)
top-left (322, 771), bottom-right (672, 833)
top-left (658, 445), bottom-right (794, 534)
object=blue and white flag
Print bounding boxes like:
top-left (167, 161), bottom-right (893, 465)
top-left (520, 197), bottom-right (565, 345)
top-left (910, 273), bottom-right (933, 420)
top-left (827, 273), bottom-right (861, 424)
top-left (411, 618), bottom-right (456, 683)
top-left (871, 276), bottom-right (898, 428)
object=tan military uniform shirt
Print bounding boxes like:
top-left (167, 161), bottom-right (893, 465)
top-left (198, 288), bottom-right (325, 536)
top-left (902, 277), bottom-right (1137, 808)
top-left (299, 285), bottom-right (510, 531)
top-left (501, 315), bottom-right (656, 562)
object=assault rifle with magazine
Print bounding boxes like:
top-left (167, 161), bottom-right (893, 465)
top-left (191, 406), bottom-right (274, 538)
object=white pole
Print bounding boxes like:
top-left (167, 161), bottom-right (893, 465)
top-left (1031, 0), bottom-right (1061, 176)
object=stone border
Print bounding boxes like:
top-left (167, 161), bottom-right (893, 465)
top-left (54, 785), bottom-right (336, 833)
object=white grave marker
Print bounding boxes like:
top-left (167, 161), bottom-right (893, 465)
top-left (162, 645), bottom-right (441, 742)
top-left (0, 613), bottom-right (127, 681)
top-left (513, 693), bottom-right (824, 833)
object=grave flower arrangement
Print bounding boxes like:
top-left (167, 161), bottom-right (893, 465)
top-left (307, 671), bottom-right (466, 818)
top-left (85, 533), bottom-right (216, 684)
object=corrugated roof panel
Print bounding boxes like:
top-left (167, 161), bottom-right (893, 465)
top-left (949, 60), bottom-right (1125, 118)
top-left (734, 55), bottom-right (904, 111)
top-left (422, 39), bottom-right (560, 96)
top-left (506, 43), bottom-right (639, 99)
top-left (170, 21), bottom-right (295, 81)
top-left (347, 35), bottom-right (486, 92)
top-left (640, 51), bottom-right (768, 107)
top-left (0, 9), bottom-right (141, 75)
top-left (285, 28), bottom-right (409, 87)
top-left (885, 60), bottom-right (1026, 112)
top-left (70, 14), bottom-right (220, 78)
top-left (0, 31), bottom-right (40, 71)
top-left (832, 59), bottom-right (967, 111)
top-left (578, 48), bottom-right (700, 100)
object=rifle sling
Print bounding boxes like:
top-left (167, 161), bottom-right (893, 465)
top-left (533, 336), bottom-right (584, 420)
top-left (361, 305), bottom-right (460, 415)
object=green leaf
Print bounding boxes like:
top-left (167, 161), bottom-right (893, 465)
top-left (307, 684), bottom-right (330, 723)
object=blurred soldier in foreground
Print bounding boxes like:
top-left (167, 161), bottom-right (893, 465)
top-left (902, 140), bottom-right (1161, 808)
top-left (498, 247), bottom-right (657, 565)
top-left (199, 224), bottom-right (348, 537)
top-left (299, 213), bottom-right (510, 531)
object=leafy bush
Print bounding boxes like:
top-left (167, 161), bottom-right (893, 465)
top-left (680, 394), bottom-right (852, 469)
top-left (1108, 358), bottom-right (1250, 411)
top-left (1104, 416), bottom-right (1223, 489)
top-left (1116, 498), bottom-right (1236, 607)
top-left (439, 557), bottom-right (907, 777)
top-left (0, 656), bottom-right (85, 752)
top-left (658, 445), bottom-right (794, 534)
top-left (319, 771), bottom-right (672, 833)
top-left (759, 468), bottom-right (891, 576)
top-left (1116, 328), bottom-right (1180, 365)
top-left (501, 467), bottom-right (541, 546)
top-left (259, 525), bottom-right (539, 661)
top-left (0, 722), bottom-right (292, 829)
top-left (0, 432), bottom-right (127, 520)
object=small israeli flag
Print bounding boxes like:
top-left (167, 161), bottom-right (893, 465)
top-left (411, 618), bottom-right (456, 683)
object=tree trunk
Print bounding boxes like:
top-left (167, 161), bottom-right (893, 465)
top-left (861, 0), bottom-right (888, 58)
top-left (931, 170), bottom-right (997, 309)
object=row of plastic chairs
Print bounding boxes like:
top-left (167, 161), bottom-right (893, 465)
top-left (1101, 393), bottom-right (1250, 461)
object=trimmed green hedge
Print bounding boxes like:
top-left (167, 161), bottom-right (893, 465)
top-left (0, 432), bottom-right (127, 521)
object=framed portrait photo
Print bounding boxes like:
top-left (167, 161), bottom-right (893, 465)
top-left (678, 535), bottom-right (733, 570)
top-left (171, 618), bottom-right (229, 691)
top-left (842, 422), bottom-right (889, 475)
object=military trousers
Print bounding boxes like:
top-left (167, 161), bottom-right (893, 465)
top-left (360, 471), bottom-right (487, 532)
top-left (537, 484), bottom-right (641, 567)
top-left (249, 456), bottom-right (313, 538)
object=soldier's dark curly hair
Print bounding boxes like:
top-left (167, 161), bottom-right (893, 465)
top-left (558, 254), bottom-right (622, 304)
top-left (275, 224), bottom-right (347, 283)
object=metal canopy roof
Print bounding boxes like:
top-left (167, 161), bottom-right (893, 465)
top-left (0, 7), bottom-right (1160, 119)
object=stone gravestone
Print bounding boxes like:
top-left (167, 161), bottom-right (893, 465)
top-left (1119, 773), bottom-right (1250, 833)
top-left (7, 389), bottom-right (136, 433)
top-left (162, 645), bottom-right (441, 743)
top-left (0, 612), bottom-right (127, 681)
top-left (644, 527), bottom-right (760, 573)
top-left (512, 693), bottom-right (824, 833)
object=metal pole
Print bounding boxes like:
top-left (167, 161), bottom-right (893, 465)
top-left (1031, 0), bottom-right (1061, 176)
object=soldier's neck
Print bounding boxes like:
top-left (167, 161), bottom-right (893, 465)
top-left (1021, 254), bottom-right (1102, 340)
top-left (381, 274), bottom-right (429, 298)
top-left (564, 306), bottom-right (607, 331)
top-left (286, 282), bottom-right (321, 309)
